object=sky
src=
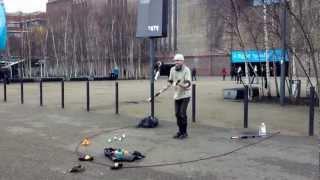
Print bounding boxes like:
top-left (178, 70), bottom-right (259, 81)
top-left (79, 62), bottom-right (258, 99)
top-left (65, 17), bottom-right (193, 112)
top-left (3, 0), bottom-right (48, 13)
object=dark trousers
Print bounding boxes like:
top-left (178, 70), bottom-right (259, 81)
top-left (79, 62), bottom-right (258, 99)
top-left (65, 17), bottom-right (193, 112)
top-left (175, 97), bottom-right (190, 134)
top-left (236, 74), bottom-right (242, 84)
top-left (192, 74), bottom-right (196, 81)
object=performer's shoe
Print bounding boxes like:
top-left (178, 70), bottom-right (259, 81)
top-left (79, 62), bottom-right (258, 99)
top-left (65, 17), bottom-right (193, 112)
top-left (173, 132), bottom-right (182, 139)
top-left (69, 165), bottom-right (85, 173)
top-left (179, 133), bottom-right (188, 139)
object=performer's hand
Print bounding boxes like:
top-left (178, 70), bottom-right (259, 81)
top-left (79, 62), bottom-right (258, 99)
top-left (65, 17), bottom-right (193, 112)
top-left (174, 85), bottom-right (179, 91)
top-left (177, 82), bottom-right (188, 89)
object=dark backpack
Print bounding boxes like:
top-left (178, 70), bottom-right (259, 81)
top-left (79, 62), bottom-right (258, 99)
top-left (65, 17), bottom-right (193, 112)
top-left (137, 116), bottom-right (158, 128)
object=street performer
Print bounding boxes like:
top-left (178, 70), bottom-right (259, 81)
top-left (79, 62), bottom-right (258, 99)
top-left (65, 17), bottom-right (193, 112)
top-left (168, 53), bottom-right (192, 139)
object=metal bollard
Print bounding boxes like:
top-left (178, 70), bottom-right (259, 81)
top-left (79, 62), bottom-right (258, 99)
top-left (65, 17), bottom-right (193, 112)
top-left (244, 85), bottom-right (248, 128)
top-left (151, 81), bottom-right (154, 118)
top-left (115, 82), bottom-right (119, 114)
top-left (3, 80), bottom-right (6, 102)
top-left (40, 79), bottom-right (43, 106)
top-left (309, 86), bottom-right (315, 136)
top-left (86, 80), bottom-right (90, 112)
top-left (61, 79), bottom-right (64, 109)
top-left (192, 83), bottom-right (196, 122)
top-left (20, 79), bottom-right (24, 104)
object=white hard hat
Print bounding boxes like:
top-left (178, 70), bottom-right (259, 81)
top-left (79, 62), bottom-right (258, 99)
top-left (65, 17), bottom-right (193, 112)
top-left (173, 54), bottom-right (184, 61)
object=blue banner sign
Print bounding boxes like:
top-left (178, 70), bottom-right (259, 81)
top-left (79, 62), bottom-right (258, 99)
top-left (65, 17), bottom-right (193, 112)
top-left (231, 49), bottom-right (288, 63)
top-left (0, 1), bottom-right (7, 50)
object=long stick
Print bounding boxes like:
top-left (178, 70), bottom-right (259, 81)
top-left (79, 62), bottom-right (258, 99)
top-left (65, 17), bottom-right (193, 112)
top-left (146, 80), bottom-right (182, 102)
top-left (147, 85), bottom-right (170, 102)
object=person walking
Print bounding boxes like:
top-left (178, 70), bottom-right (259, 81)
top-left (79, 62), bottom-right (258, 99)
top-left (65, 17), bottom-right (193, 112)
top-left (191, 67), bottom-right (197, 81)
top-left (221, 67), bottom-right (227, 81)
top-left (237, 66), bottom-right (242, 84)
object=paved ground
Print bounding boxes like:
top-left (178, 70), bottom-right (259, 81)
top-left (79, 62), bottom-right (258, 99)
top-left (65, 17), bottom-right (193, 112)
top-left (0, 77), bottom-right (318, 180)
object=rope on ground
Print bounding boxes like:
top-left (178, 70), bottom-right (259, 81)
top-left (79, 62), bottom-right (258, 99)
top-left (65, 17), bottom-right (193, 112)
top-left (74, 126), bottom-right (280, 169)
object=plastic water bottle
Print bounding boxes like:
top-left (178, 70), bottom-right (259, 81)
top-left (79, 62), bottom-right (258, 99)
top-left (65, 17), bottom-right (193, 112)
top-left (259, 122), bottom-right (266, 136)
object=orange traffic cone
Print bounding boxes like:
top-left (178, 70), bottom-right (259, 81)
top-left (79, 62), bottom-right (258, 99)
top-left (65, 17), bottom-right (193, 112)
top-left (81, 137), bottom-right (91, 146)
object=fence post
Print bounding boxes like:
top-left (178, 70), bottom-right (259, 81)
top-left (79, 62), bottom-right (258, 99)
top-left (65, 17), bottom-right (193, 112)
top-left (192, 83), bottom-right (196, 122)
top-left (309, 86), bottom-right (315, 136)
top-left (40, 79), bottom-right (43, 106)
top-left (3, 80), bottom-right (6, 102)
top-left (86, 80), bottom-right (90, 112)
top-left (115, 82), bottom-right (119, 114)
top-left (20, 79), bottom-right (24, 104)
top-left (61, 79), bottom-right (64, 109)
top-left (244, 85), bottom-right (248, 128)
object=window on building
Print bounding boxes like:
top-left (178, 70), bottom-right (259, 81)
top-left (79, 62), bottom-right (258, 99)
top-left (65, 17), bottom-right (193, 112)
top-left (31, 21), bottom-right (40, 26)
top-left (8, 32), bottom-right (22, 38)
top-left (7, 23), bottom-right (20, 28)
